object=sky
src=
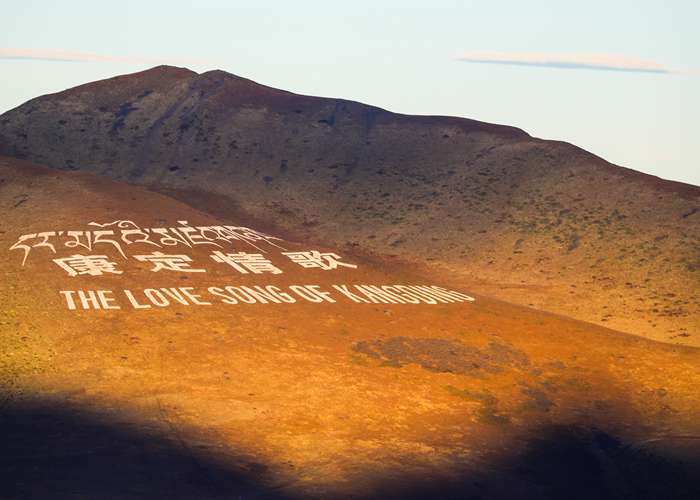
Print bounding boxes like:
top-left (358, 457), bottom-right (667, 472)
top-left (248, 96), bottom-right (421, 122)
top-left (1, 1), bottom-right (698, 186)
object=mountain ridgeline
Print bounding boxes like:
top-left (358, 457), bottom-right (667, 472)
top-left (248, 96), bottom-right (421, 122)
top-left (0, 65), bottom-right (698, 344)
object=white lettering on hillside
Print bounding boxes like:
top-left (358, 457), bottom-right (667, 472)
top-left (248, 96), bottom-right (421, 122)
top-left (10, 220), bottom-right (286, 265)
top-left (58, 285), bottom-right (476, 310)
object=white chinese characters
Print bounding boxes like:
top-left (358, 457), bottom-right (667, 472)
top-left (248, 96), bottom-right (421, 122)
top-left (53, 255), bottom-right (123, 277)
top-left (210, 251), bottom-right (283, 274)
top-left (134, 251), bottom-right (206, 273)
top-left (282, 251), bottom-right (358, 270)
top-left (50, 249), bottom-right (357, 276)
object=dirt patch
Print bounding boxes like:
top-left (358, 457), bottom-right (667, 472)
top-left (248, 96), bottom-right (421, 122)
top-left (352, 337), bottom-right (529, 376)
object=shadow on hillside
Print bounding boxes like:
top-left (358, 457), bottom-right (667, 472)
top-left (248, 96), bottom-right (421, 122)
top-left (2, 397), bottom-right (699, 499)
top-left (0, 397), bottom-right (289, 500)
top-left (366, 425), bottom-right (700, 500)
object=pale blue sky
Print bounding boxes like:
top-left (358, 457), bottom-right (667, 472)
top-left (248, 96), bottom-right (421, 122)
top-left (1, 1), bottom-right (698, 185)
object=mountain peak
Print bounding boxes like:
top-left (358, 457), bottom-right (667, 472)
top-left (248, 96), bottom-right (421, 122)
top-left (140, 64), bottom-right (198, 76)
top-left (194, 68), bottom-right (288, 96)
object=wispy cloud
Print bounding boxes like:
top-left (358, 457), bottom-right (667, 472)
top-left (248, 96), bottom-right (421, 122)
top-left (457, 51), bottom-right (672, 74)
top-left (0, 47), bottom-right (207, 65)
top-left (0, 47), bottom-right (149, 63)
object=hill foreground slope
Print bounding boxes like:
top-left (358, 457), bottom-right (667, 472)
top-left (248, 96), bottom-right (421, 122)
top-left (1, 157), bottom-right (699, 499)
top-left (0, 66), bottom-right (697, 346)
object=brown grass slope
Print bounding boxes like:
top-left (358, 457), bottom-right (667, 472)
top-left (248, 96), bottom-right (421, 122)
top-left (2, 157), bottom-right (700, 499)
top-left (0, 65), bottom-right (698, 345)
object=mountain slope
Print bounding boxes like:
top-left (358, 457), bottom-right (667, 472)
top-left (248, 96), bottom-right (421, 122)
top-left (0, 66), bottom-right (698, 345)
top-left (2, 157), bottom-right (700, 499)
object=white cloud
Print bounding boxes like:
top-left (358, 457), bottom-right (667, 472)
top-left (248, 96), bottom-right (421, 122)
top-left (0, 47), bottom-right (207, 66)
top-left (0, 47), bottom-right (149, 63)
top-left (457, 51), bottom-right (672, 74)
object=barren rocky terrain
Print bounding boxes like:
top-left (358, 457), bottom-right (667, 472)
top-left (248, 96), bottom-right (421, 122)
top-left (0, 66), bottom-right (697, 345)
top-left (2, 158), bottom-right (699, 499)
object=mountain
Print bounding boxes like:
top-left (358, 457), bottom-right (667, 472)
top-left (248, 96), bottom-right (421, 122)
top-left (0, 65), bottom-right (697, 346)
top-left (2, 156), bottom-right (699, 499)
